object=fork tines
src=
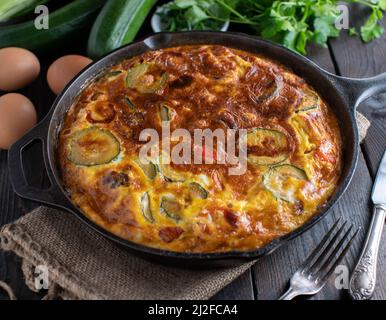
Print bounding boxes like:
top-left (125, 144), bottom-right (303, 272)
top-left (301, 218), bottom-right (359, 283)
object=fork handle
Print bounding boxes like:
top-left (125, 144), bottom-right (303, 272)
top-left (279, 287), bottom-right (299, 300)
top-left (349, 204), bottom-right (386, 300)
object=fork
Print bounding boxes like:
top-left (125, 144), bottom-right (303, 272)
top-left (279, 219), bottom-right (359, 300)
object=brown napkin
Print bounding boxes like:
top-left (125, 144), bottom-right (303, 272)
top-left (0, 113), bottom-right (370, 300)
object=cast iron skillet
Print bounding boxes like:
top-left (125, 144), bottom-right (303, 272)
top-left (8, 32), bottom-right (386, 267)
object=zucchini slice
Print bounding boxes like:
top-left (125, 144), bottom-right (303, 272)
top-left (247, 128), bottom-right (289, 165)
top-left (106, 70), bottom-right (123, 78)
top-left (68, 127), bottom-right (120, 166)
top-left (141, 72), bottom-right (168, 94)
top-left (135, 159), bottom-right (157, 180)
top-left (126, 63), bottom-right (149, 87)
top-left (188, 182), bottom-right (208, 199)
top-left (159, 104), bottom-right (174, 122)
top-left (263, 164), bottom-right (308, 203)
top-left (86, 101), bottom-right (115, 123)
top-left (124, 96), bottom-right (135, 110)
top-left (260, 77), bottom-right (281, 102)
top-left (296, 89), bottom-right (320, 113)
top-left (248, 154), bottom-right (288, 166)
top-left (126, 63), bottom-right (168, 94)
top-left (141, 192), bottom-right (154, 223)
top-left (296, 106), bottom-right (318, 113)
top-left (160, 196), bottom-right (182, 221)
top-left (249, 74), bottom-right (282, 103)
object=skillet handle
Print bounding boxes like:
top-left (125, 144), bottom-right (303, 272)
top-left (8, 117), bottom-right (71, 209)
top-left (328, 72), bottom-right (386, 111)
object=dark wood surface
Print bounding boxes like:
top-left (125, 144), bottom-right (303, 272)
top-left (1, 5), bottom-right (386, 300)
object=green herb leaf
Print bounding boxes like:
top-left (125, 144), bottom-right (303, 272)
top-left (174, 0), bottom-right (197, 9)
top-left (349, 27), bottom-right (358, 36)
top-left (157, 0), bottom-right (237, 31)
top-left (185, 5), bottom-right (209, 25)
top-left (158, 0), bottom-right (386, 54)
top-left (361, 10), bottom-right (385, 42)
top-left (380, 0), bottom-right (386, 11)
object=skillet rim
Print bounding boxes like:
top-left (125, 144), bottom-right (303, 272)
top-left (46, 31), bottom-right (359, 261)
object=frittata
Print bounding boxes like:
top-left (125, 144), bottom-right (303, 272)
top-left (58, 45), bottom-right (342, 253)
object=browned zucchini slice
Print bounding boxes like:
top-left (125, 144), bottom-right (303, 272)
top-left (106, 70), bottom-right (123, 78)
top-left (160, 196), bottom-right (182, 221)
top-left (140, 72), bottom-right (168, 94)
top-left (296, 105), bottom-right (318, 113)
top-left (188, 182), bottom-right (208, 199)
top-left (296, 89), bottom-right (320, 113)
top-left (126, 63), bottom-right (168, 94)
top-left (86, 101), bottom-right (115, 123)
top-left (68, 127), bottom-right (120, 166)
top-left (247, 128), bottom-right (289, 165)
top-left (263, 164), bottom-right (308, 203)
top-left (135, 158), bottom-right (157, 180)
top-left (124, 96), bottom-right (135, 110)
top-left (248, 74), bottom-right (282, 103)
top-left (141, 192), bottom-right (154, 223)
top-left (159, 104), bottom-right (174, 122)
top-left (126, 63), bottom-right (149, 87)
top-left (248, 153), bottom-right (288, 166)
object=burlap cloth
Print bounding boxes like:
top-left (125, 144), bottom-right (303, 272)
top-left (0, 113), bottom-right (370, 300)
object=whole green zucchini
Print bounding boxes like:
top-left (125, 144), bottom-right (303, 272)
top-left (0, 0), bottom-right (105, 54)
top-left (0, 0), bottom-right (50, 22)
top-left (87, 0), bottom-right (157, 59)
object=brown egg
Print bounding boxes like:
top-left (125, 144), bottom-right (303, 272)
top-left (47, 55), bottom-right (92, 95)
top-left (0, 93), bottom-right (37, 150)
top-left (0, 47), bottom-right (40, 91)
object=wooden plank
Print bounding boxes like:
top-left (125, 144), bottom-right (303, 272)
top-left (329, 4), bottom-right (386, 174)
top-left (306, 44), bottom-right (337, 73)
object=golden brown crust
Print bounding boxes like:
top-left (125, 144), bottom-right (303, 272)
top-left (58, 45), bottom-right (342, 253)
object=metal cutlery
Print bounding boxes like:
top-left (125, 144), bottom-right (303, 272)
top-left (349, 150), bottom-right (386, 300)
top-left (279, 219), bottom-right (358, 300)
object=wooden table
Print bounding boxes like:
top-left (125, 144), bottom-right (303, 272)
top-left (1, 4), bottom-right (385, 300)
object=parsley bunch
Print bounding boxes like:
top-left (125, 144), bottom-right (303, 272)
top-left (156, 0), bottom-right (386, 54)
top-left (156, 0), bottom-right (238, 31)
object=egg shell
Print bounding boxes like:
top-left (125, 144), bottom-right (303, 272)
top-left (47, 55), bottom-right (92, 95)
top-left (0, 47), bottom-right (41, 91)
top-left (0, 93), bottom-right (37, 150)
